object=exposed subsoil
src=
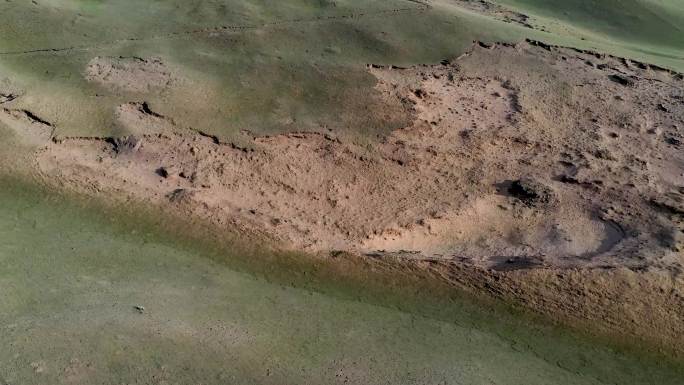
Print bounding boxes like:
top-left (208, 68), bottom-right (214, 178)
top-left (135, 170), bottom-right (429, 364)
top-left (84, 56), bottom-right (179, 94)
top-left (13, 40), bottom-right (684, 354)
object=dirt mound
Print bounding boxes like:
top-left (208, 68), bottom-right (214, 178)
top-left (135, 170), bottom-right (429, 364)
top-left (34, 40), bottom-right (684, 351)
top-left (85, 56), bottom-right (177, 93)
top-left (38, 41), bottom-right (684, 270)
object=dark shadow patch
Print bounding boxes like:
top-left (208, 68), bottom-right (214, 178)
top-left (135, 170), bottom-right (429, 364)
top-left (490, 255), bottom-right (544, 271)
top-left (497, 178), bottom-right (555, 207)
top-left (106, 135), bottom-right (142, 154)
top-left (608, 74), bottom-right (634, 87)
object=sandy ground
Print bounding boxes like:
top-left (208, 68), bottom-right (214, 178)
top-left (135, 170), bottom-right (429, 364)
top-left (4, 40), bottom-right (684, 353)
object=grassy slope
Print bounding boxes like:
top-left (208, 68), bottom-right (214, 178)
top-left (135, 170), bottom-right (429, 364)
top-left (1, 0), bottom-right (681, 141)
top-left (0, 0), bottom-right (517, 140)
top-left (1, 2), bottom-right (684, 382)
top-left (0, 178), bottom-right (682, 384)
top-left (497, 0), bottom-right (684, 53)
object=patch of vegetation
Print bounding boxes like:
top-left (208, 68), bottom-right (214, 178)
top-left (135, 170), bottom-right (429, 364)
top-left (2, 0), bottom-right (680, 142)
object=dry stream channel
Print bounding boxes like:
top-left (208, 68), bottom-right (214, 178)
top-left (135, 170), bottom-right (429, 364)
top-left (0, 177), bottom-right (682, 384)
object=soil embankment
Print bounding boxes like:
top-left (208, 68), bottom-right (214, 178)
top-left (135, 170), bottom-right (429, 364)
top-left (9, 40), bottom-right (684, 354)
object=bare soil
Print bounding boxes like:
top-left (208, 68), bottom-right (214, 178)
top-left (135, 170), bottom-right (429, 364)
top-left (0, 107), bottom-right (54, 145)
top-left (85, 56), bottom-right (179, 94)
top-left (22, 40), bottom-right (684, 354)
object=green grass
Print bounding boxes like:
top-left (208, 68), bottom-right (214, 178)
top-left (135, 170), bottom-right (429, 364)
top-left (497, 0), bottom-right (684, 53)
top-left (0, 177), bottom-right (683, 384)
top-left (0, 0), bottom-right (508, 139)
top-left (0, 3), bottom-right (683, 381)
top-left (2, 0), bottom-right (680, 141)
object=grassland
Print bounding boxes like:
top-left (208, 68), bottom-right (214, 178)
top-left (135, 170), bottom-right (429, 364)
top-left (1, 178), bottom-right (683, 384)
top-left (1, 0), bottom-right (684, 383)
top-left (1, 0), bottom-right (682, 141)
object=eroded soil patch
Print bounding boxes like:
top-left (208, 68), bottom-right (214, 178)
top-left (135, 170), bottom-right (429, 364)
top-left (32, 40), bottom-right (684, 353)
top-left (85, 56), bottom-right (178, 93)
top-left (1, 108), bottom-right (53, 145)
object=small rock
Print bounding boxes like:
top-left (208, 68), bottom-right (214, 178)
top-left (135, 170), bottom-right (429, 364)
top-left (156, 167), bottom-right (170, 178)
top-left (508, 178), bottom-right (554, 207)
top-left (413, 89), bottom-right (427, 99)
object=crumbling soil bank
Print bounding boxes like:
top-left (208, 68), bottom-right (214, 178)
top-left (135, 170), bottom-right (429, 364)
top-left (20, 40), bottom-right (684, 355)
